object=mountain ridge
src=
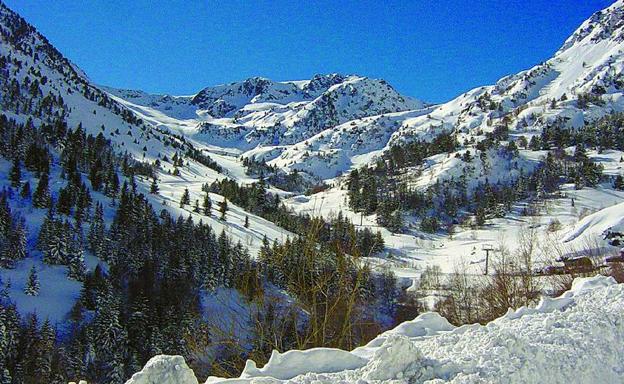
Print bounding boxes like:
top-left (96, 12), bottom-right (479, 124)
top-left (100, 0), bottom-right (624, 181)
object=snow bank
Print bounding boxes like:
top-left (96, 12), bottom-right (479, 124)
top-left (128, 275), bottom-right (624, 384)
top-left (126, 355), bottom-right (198, 384)
top-left (499, 276), bottom-right (617, 322)
top-left (352, 312), bottom-right (455, 359)
top-left (239, 348), bottom-right (367, 380)
top-left (562, 201), bottom-right (624, 243)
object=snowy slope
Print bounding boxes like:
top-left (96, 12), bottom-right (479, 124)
top-left (390, 0), bottom-right (624, 148)
top-left (255, 0), bottom-right (624, 180)
top-left (0, 1), bottom-right (292, 252)
top-left (104, 74), bottom-right (428, 178)
top-left (271, 0), bottom-right (624, 281)
top-left (3, 0), bottom-right (624, 333)
top-left (128, 275), bottom-right (624, 384)
top-left (103, 0), bottom-right (624, 184)
top-left (562, 200), bottom-right (624, 244)
top-left (0, 2), bottom-right (296, 325)
top-left (102, 86), bottom-right (198, 120)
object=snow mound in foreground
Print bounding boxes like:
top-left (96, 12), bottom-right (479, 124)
top-left (240, 347), bottom-right (367, 380)
top-left (128, 276), bottom-right (624, 384)
top-left (126, 355), bottom-right (198, 384)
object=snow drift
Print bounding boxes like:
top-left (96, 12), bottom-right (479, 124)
top-left (127, 275), bottom-right (624, 384)
top-left (562, 201), bottom-right (624, 244)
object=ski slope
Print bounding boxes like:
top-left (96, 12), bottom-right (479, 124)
top-left (284, 178), bottom-right (624, 297)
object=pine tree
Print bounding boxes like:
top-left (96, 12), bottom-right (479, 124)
top-left (0, 194), bottom-right (11, 236)
top-left (219, 198), bottom-right (228, 220)
top-left (149, 177), bottom-right (159, 194)
top-left (105, 352), bottom-right (126, 384)
top-left (37, 207), bottom-right (55, 252)
top-left (75, 183), bottom-right (92, 225)
top-left (373, 231), bottom-right (385, 254)
top-left (0, 303), bottom-right (16, 384)
top-left (362, 176), bottom-right (378, 214)
top-left (105, 167), bottom-right (120, 198)
top-left (89, 158), bottom-right (104, 191)
top-left (420, 216), bottom-right (439, 233)
top-left (179, 188), bottom-right (190, 208)
top-left (376, 269), bottom-right (399, 317)
top-left (202, 193), bottom-right (212, 216)
top-left (0, 368), bottom-right (10, 384)
top-left (573, 144), bottom-right (588, 163)
top-left (33, 172), bottom-right (52, 208)
top-left (35, 319), bottom-right (55, 383)
top-left (88, 203), bottom-right (105, 257)
top-left (21, 313), bottom-right (41, 382)
top-left (9, 157), bottom-right (21, 188)
top-left (475, 206), bottom-right (487, 226)
top-left (258, 235), bottom-right (271, 267)
top-left (574, 171), bottom-right (586, 190)
top-left (24, 265), bottom-right (40, 296)
top-left (375, 200), bottom-right (395, 228)
top-left (92, 289), bottom-right (128, 384)
top-left (56, 186), bottom-right (73, 216)
top-left (244, 215), bottom-right (249, 228)
top-left (43, 221), bottom-right (67, 265)
top-left (193, 199), bottom-right (200, 213)
top-left (388, 210), bottom-right (403, 233)
top-left (217, 230), bottom-right (230, 285)
top-left (20, 181), bottom-right (31, 199)
top-left (67, 244), bottom-right (86, 281)
top-left (10, 219), bottom-right (27, 262)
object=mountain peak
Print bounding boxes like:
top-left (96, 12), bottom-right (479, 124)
top-left (189, 73), bottom-right (421, 119)
top-left (558, 0), bottom-right (624, 53)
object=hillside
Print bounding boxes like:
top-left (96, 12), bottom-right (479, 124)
top-left (0, 0), bottom-right (295, 255)
top-left (100, 0), bottom-right (624, 195)
top-left (0, 5), bottom-right (411, 382)
top-left (278, 0), bottom-right (624, 283)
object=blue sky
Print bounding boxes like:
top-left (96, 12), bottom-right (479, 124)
top-left (5, 0), bottom-right (614, 102)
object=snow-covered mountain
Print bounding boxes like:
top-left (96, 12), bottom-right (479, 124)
top-left (106, 73), bottom-right (427, 165)
top-left (390, 0), bottom-right (624, 147)
top-left (197, 74), bottom-right (425, 146)
top-left (1, 0), bottom-right (622, 312)
top-left (276, 0), bottom-right (624, 180)
top-left (273, 0), bottom-right (624, 285)
top-left (191, 74), bottom-right (356, 117)
top-left (0, 0), bottom-right (291, 249)
top-left (0, 0), bottom-right (294, 324)
top-left (0, 2), bottom-right (176, 161)
top-left (1, 0), bottom-right (622, 290)
top-left (103, 0), bottom-right (624, 183)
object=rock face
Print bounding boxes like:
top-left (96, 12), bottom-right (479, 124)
top-left (125, 355), bottom-right (198, 384)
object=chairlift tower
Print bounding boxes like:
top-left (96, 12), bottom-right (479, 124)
top-left (483, 244), bottom-right (494, 275)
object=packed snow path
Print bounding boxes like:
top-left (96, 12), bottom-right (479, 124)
top-left (127, 275), bottom-right (624, 384)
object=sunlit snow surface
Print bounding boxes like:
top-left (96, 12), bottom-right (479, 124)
top-left (129, 275), bottom-right (624, 384)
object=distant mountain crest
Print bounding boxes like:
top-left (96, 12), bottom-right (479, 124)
top-left (558, 0), bottom-right (624, 53)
